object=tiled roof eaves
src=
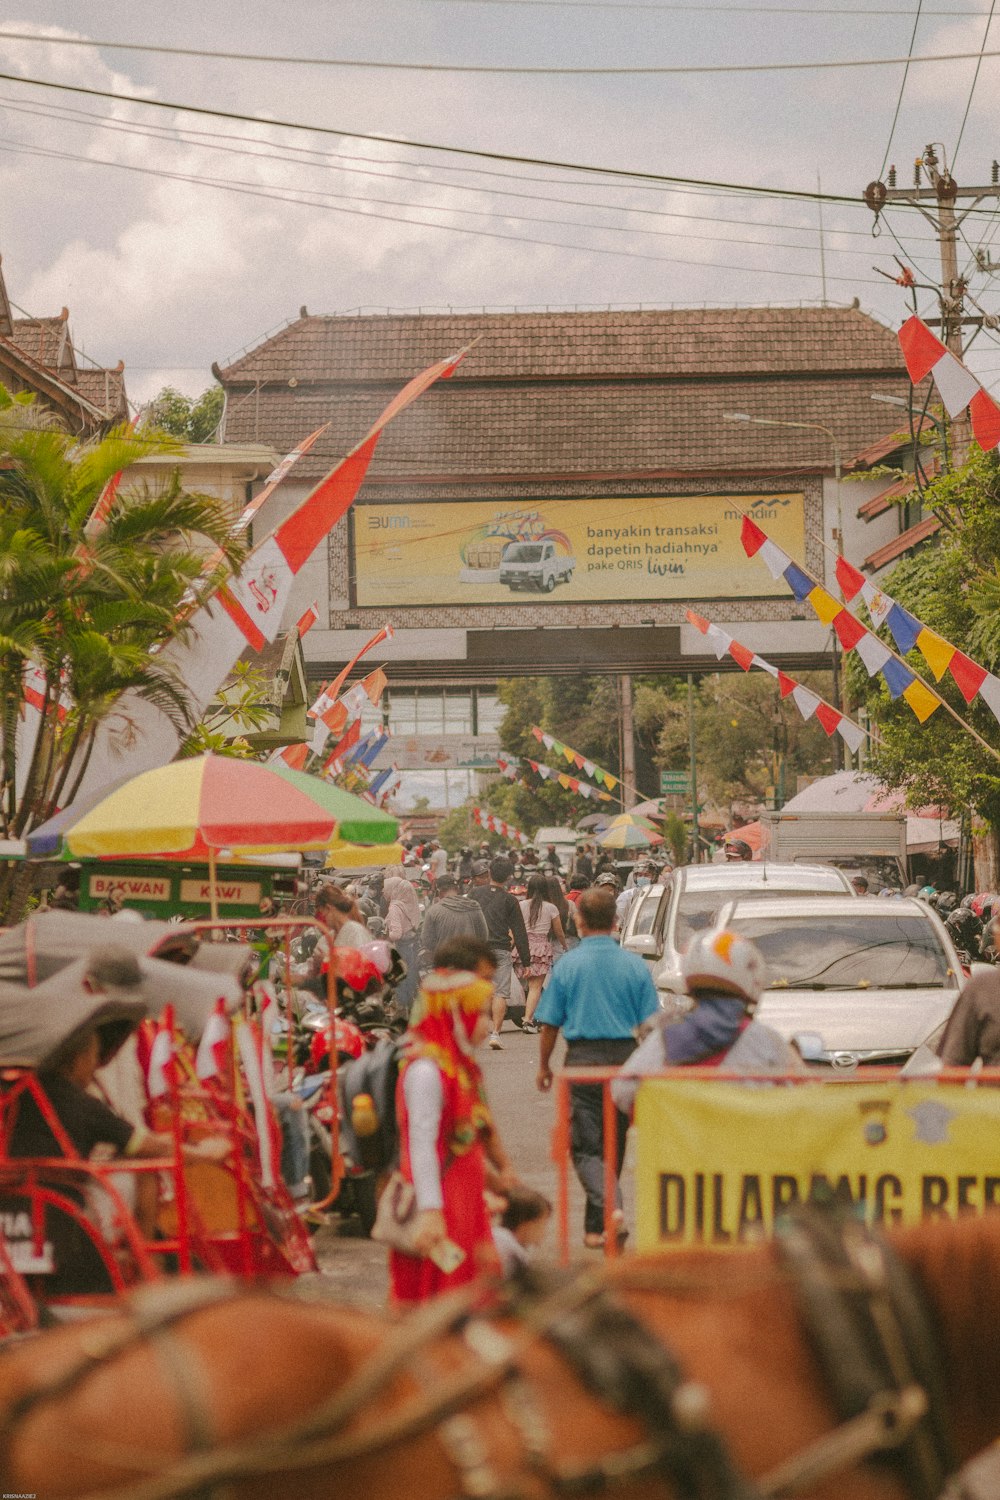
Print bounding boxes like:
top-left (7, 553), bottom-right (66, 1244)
top-left (864, 516), bottom-right (941, 570)
top-left (0, 335), bottom-right (106, 420)
top-left (858, 475), bottom-right (916, 520)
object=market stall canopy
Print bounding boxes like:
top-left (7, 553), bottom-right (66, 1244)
top-left (781, 772), bottom-right (959, 851)
top-left (597, 822), bottom-right (663, 850)
top-left (324, 840), bottom-right (405, 870)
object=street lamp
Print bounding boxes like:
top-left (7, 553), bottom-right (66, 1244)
top-left (870, 392), bottom-right (948, 471)
top-left (723, 411), bottom-right (843, 545)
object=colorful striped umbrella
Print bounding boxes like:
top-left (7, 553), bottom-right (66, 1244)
top-left (26, 754), bottom-right (397, 916)
top-left (597, 822), bottom-right (663, 850)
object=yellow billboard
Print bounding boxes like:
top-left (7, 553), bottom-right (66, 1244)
top-left (351, 493), bottom-right (806, 606)
top-left (634, 1078), bottom-right (1000, 1251)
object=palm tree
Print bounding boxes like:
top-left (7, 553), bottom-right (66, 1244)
top-left (0, 386), bottom-right (246, 921)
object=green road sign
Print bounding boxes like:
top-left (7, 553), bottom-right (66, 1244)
top-left (660, 770), bottom-right (692, 794)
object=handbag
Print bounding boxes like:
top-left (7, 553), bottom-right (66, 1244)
top-left (371, 1170), bottom-right (421, 1254)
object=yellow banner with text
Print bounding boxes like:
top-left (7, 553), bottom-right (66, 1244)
top-left (351, 493), bottom-right (806, 606)
top-left (634, 1078), bottom-right (1000, 1251)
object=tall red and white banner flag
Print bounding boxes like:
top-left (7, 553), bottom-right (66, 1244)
top-left (195, 997), bottom-right (231, 1081)
top-left (146, 1008), bottom-right (176, 1100)
top-left (83, 414), bottom-right (142, 541)
top-left (72, 348), bottom-right (470, 800)
top-left (296, 601), bottom-right (320, 638)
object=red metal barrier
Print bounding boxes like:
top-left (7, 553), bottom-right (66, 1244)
top-left (550, 1064), bottom-right (1000, 1265)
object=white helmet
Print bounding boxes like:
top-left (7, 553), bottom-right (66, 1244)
top-left (682, 928), bottom-right (766, 1010)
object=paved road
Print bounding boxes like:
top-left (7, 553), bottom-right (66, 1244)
top-left (314, 1021), bottom-right (636, 1308)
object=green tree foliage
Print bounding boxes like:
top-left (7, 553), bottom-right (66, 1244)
top-left (848, 446), bottom-right (1000, 828)
top-left (634, 671), bottom-right (839, 807)
top-left (0, 388), bottom-right (245, 920)
top-left (148, 385), bottom-right (225, 444)
top-left (490, 668), bottom-right (840, 829)
top-left (181, 662), bottom-right (274, 759)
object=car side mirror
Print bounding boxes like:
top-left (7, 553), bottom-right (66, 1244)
top-left (623, 934), bottom-right (662, 959)
top-left (791, 1031), bottom-right (826, 1063)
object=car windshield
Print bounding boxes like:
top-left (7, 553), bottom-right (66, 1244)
top-left (675, 885), bottom-right (842, 949)
top-left (628, 888), bottom-right (664, 937)
top-left (729, 914), bottom-right (956, 990)
top-left (504, 544), bottom-right (544, 562)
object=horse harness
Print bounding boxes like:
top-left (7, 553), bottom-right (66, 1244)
top-left (0, 1209), bottom-right (965, 1500)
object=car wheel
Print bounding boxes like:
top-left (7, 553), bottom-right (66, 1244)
top-left (543, 575), bottom-right (556, 592)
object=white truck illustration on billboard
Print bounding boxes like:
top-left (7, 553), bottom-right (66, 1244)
top-left (498, 540), bottom-right (576, 593)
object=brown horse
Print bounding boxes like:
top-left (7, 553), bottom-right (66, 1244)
top-left (2, 1209), bottom-right (1000, 1500)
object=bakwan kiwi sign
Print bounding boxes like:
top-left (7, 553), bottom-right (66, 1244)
top-left (351, 493), bottom-right (806, 607)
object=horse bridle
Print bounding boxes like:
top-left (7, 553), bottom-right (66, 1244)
top-left (0, 1209), bottom-right (967, 1500)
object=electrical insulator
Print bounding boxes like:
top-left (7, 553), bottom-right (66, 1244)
top-left (888, 164), bottom-right (897, 188)
top-left (914, 160), bottom-right (922, 186)
top-left (993, 160), bottom-right (999, 186)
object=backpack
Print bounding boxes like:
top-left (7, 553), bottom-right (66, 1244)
top-left (338, 1038), bottom-right (403, 1173)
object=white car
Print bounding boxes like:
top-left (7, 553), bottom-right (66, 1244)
top-left (706, 894), bottom-right (963, 1066)
top-left (620, 860), bottom-right (855, 993)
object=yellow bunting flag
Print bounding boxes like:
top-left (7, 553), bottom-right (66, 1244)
top-left (902, 679), bottom-right (942, 723)
top-left (807, 586), bottom-right (842, 627)
top-left (915, 629), bottom-right (955, 683)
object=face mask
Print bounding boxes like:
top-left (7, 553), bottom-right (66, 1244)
top-left (636, 875), bottom-right (651, 887)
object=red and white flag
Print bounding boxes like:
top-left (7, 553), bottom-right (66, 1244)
top-left (70, 348), bottom-right (466, 802)
top-left (296, 601), bottom-right (320, 638)
top-left (266, 742), bottom-right (309, 771)
top-left (146, 1009), bottom-right (176, 1099)
top-left (898, 317), bottom-right (1000, 448)
top-left (195, 997), bottom-right (231, 1081)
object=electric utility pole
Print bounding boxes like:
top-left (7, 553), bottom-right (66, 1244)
top-left (865, 145), bottom-right (1000, 465)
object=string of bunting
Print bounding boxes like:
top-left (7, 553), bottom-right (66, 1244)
top-left (498, 755), bottom-right (615, 801)
top-left (739, 516), bottom-right (944, 724)
top-left (833, 554), bottom-right (1000, 725)
top-left (529, 726), bottom-right (618, 791)
top-left (471, 807), bottom-right (529, 846)
top-left (685, 611), bottom-right (868, 754)
top-left (897, 316), bottom-right (1000, 452)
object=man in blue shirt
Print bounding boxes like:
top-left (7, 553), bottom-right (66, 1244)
top-left (535, 885), bottom-right (658, 1247)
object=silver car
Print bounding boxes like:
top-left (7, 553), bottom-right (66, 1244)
top-left (621, 861), bottom-right (855, 993)
top-left (705, 894), bottom-right (963, 1066)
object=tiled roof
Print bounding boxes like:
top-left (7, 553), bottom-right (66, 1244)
top-left (218, 305), bottom-right (905, 386)
top-left (218, 305), bottom-right (911, 480)
top-left (10, 314), bottom-right (74, 374)
top-left (222, 371), bottom-right (915, 480)
top-left (864, 516), bottom-right (941, 571)
top-left (75, 365), bottom-right (129, 420)
top-left (857, 474), bottom-right (917, 520)
top-left (850, 416), bottom-right (933, 469)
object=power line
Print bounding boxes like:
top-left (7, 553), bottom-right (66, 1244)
top-left (878, 0), bottom-right (923, 180)
top-left (0, 136), bottom-right (885, 283)
top-left (952, 0), bottom-right (996, 172)
top-left (6, 28), bottom-right (1000, 75)
top-left (0, 98), bottom-right (938, 255)
top-left (0, 69), bottom-right (922, 204)
top-left (0, 127), bottom-right (883, 257)
top-left (416, 0), bottom-right (1000, 9)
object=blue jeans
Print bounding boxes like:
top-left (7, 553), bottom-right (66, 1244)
top-left (565, 1038), bottom-right (636, 1235)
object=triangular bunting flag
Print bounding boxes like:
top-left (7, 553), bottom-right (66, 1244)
top-left (807, 587), bottom-right (841, 627)
top-left (835, 556), bottom-right (866, 601)
top-left (815, 702), bottom-right (842, 736)
top-left (949, 650), bottom-right (989, 704)
top-left (728, 641), bottom-right (755, 672)
top-left (833, 611), bottom-right (867, 651)
top-left (777, 672), bottom-right (796, 698)
top-left (855, 633), bottom-right (893, 677)
top-left (915, 629), bottom-right (955, 683)
top-left (881, 658), bottom-right (915, 701)
top-left (885, 603), bottom-right (922, 656)
top-left (740, 516), bottom-right (767, 555)
top-left (901, 680), bottom-right (941, 723)
top-left (758, 539), bottom-right (791, 580)
top-left (837, 719), bottom-right (866, 755)
top-left (791, 685), bottom-right (820, 721)
top-left (977, 674), bottom-right (1000, 726)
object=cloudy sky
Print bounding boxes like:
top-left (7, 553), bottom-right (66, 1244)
top-left (2, 2), bottom-right (999, 404)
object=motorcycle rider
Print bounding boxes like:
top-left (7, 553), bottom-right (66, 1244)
top-left (612, 928), bottom-right (801, 1118)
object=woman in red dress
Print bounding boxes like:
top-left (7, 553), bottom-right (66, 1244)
top-left (389, 969), bottom-right (503, 1305)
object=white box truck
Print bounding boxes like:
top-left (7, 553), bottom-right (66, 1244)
top-left (498, 540), bottom-right (575, 593)
top-left (761, 810), bottom-right (908, 890)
